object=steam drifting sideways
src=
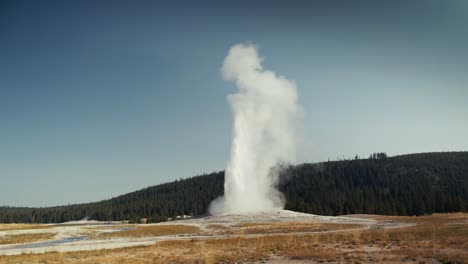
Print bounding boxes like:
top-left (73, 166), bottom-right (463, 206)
top-left (209, 43), bottom-right (301, 215)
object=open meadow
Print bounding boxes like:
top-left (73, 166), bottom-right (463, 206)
top-left (0, 211), bottom-right (467, 263)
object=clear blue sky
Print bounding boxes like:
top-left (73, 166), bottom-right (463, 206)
top-left (1, 0), bottom-right (467, 206)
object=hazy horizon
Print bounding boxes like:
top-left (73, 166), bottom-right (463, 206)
top-left (1, 0), bottom-right (467, 207)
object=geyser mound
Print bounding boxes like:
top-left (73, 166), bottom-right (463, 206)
top-left (209, 43), bottom-right (301, 215)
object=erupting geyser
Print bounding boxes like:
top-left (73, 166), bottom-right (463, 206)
top-left (209, 43), bottom-right (301, 215)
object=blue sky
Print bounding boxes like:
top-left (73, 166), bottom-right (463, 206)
top-left (1, 0), bottom-right (467, 206)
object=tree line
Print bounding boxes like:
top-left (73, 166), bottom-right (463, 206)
top-left (0, 151), bottom-right (467, 223)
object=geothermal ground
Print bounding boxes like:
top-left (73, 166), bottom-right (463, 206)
top-left (0, 211), bottom-right (467, 263)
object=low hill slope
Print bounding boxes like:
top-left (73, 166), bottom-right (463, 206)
top-left (1, 152), bottom-right (467, 223)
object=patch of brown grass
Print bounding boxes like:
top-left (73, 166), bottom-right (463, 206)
top-left (205, 224), bottom-right (228, 230)
top-left (239, 222), bottom-right (361, 234)
top-left (99, 224), bottom-right (200, 238)
top-left (0, 224), bottom-right (53, 231)
top-left (0, 232), bottom-right (56, 245)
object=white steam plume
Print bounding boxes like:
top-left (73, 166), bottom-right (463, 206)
top-left (209, 43), bottom-right (300, 215)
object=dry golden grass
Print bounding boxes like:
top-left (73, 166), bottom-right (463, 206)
top-left (0, 233), bottom-right (56, 245)
top-left (0, 213), bottom-right (467, 263)
top-left (98, 224), bottom-right (200, 238)
top-left (0, 224), bottom-right (53, 231)
top-left (238, 221), bottom-right (361, 234)
top-left (205, 224), bottom-right (228, 230)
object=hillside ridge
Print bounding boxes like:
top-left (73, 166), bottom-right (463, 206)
top-left (1, 151), bottom-right (467, 223)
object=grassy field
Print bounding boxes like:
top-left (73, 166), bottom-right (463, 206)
top-left (0, 213), bottom-right (467, 263)
top-left (0, 233), bottom-right (56, 245)
top-left (0, 224), bottom-right (52, 232)
top-left (237, 222), bottom-right (362, 235)
top-left (0, 224), bottom-right (56, 246)
top-left (97, 224), bottom-right (200, 238)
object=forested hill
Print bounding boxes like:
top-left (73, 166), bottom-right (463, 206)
top-left (1, 152), bottom-right (467, 223)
